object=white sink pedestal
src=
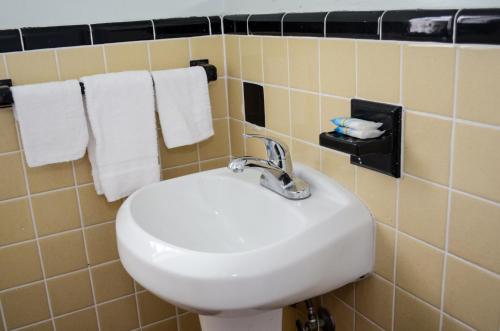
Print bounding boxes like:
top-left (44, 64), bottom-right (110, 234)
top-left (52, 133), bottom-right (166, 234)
top-left (199, 309), bottom-right (283, 331)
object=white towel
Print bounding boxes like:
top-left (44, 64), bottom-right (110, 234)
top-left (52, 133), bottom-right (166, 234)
top-left (81, 71), bottom-right (160, 202)
top-left (151, 67), bottom-right (214, 148)
top-left (11, 80), bottom-right (88, 167)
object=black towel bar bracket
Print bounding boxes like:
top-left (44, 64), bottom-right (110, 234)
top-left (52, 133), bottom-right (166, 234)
top-left (0, 59), bottom-right (217, 108)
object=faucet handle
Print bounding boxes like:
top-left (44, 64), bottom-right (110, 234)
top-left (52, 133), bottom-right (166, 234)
top-left (243, 134), bottom-right (293, 173)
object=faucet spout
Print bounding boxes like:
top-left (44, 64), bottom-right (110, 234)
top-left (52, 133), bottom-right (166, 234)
top-left (228, 157), bottom-right (292, 184)
top-left (228, 156), bottom-right (310, 200)
top-left (228, 134), bottom-right (310, 200)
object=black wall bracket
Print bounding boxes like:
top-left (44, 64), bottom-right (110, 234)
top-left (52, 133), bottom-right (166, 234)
top-left (0, 79), bottom-right (13, 108)
top-left (319, 99), bottom-right (402, 178)
top-left (189, 59), bottom-right (217, 82)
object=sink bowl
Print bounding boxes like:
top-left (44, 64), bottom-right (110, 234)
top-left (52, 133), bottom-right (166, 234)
top-left (116, 163), bottom-right (374, 330)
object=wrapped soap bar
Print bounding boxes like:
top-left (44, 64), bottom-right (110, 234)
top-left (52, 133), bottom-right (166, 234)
top-left (331, 117), bottom-right (383, 130)
top-left (334, 126), bottom-right (385, 139)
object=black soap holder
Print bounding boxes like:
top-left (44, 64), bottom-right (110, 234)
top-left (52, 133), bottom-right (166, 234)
top-left (319, 99), bottom-right (402, 178)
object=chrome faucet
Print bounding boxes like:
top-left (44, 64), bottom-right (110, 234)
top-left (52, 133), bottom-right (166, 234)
top-left (228, 134), bottom-right (311, 200)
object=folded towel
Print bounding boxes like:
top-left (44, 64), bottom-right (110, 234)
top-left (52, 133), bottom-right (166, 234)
top-left (151, 67), bottom-right (214, 148)
top-left (81, 71), bottom-right (160, 202)
top-left (11, 80), bottom-right (88, 167)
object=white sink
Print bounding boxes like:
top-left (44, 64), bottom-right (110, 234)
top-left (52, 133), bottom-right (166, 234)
top-left (116, 163), bottom-right (374, 330)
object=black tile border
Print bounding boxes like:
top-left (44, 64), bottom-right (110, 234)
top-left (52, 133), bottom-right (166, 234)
top-left (209, 16), bottom-right (222, 34)
top-left (326, 11), bottom-right (383, 39)
top-left (154, 16), bottom-right (209, 39)
top-left (283, 12), bottom-right (328, 37)
top-left (456, 9), bottom-right (500, 45)
top-left (22, 25), bottom-right (91, 50)
top-left (92, 20), bottom-right (154, 44)
top-left (0, 29), bottom-right (22, 53)
top-left (381, 9), bottom-right (457, 43)
top-left (0, 9), bottom-right (499, 53)
top-left (223, 15), bottom-right (249, 35)
top-left (248, 13), bottom-right (285, 36)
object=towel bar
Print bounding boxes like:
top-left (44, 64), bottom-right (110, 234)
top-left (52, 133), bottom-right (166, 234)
top-left (0, 59), bottom-right (217, 108)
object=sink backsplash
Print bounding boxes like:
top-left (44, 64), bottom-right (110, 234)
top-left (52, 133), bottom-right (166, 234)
top-left (0, 8), bottom-right (499, 331)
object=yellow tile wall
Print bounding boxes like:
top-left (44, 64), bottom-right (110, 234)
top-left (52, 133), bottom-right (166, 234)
top-left (1, 29), bottom-right (499, 331)
top-left (226, 35), bottom-right (500, 331)
top-left (0, 35), bottom-right (228, 331)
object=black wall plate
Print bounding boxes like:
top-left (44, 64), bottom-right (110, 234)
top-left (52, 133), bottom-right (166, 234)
top-left (243, 82), bottom-right (265, 127)
top-left (319, 99), bottom-right (402, 178)
top-left (0, 79), bottom-right (13, 108)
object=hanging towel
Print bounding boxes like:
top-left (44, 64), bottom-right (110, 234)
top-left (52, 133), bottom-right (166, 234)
top-left (81, 71), bottom-right (160, 202)
top-left (11, 80), bottom-right (88, 167)
top-left (151, 66), bottom-right (213, 148)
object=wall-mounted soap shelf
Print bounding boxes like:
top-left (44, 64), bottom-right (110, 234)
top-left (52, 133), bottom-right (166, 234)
top-left (319, 99), bottom-right (402, 178)
top-left (0, 59), bottom-right (217, 108)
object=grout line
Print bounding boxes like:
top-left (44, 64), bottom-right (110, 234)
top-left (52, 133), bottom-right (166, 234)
top-left (442, 312), bottom-right (475, 331)
top-left (439, 42), bottom-right (460, 331)
top-left (246, 15), bottom-right (251, 36)
top-left (10, 319), bottom-right (54, 331)
top-left (323, 12), bottom-right (331, 38)
top-left (317, 37), bottom-right (323, 172)
top-left (378, 11), bottom-right (388, 40)
top-left (141, 314), bottom-right (178, 329)
top-left (0, 297), bottom-right (8, 331)
top-left (207, 16), bottom-right (212, 35)
top-left (390, 39), bottom-right (404, 331)
top-left (88, 24), bottom-right (94, 45)
top-left (452, 9), bottom-right (464, 45)
top-left (2, 54), bottom-right (8, 78)
top-left (70, 159), bottom-right (102, 331)
top-left (455, 117), bottom-right (500, 130)
top-left (175, 307), bottom-right (181, 331)
top-left (0, 218), bottom-right (116, 250)
top-left (53, 50), bottom-right (61, 81)
top-left (188, 38), bottom-right (202, 173)
top-left (354, 40), bottom-right (359, 97)
top-left (391, 177), bottom-right (401, 331)
top-left (221, 34), bottom-right (232, 159)
top-left (286, 37), bottom-right (292, 155)
top-left (102, 45), bottom-right (108, 73)
top-left (151, 20), bottom-right (156, 40)
top-left (396, 285), bottom-right (441, 314)
top-left (236, 36), bottom-right (248, 155)
top-left (260, 36), bottom-right (264, 84)
top-left (398, 42), bottom-right (403, 105)
top-left (0, 150), bottom-right (21, 157)
top-left (281, 14), bottom-right (288, 37)
top-left (357, 312), bottom-right (385, 331)
top-left (2, 182), bottom-right (92, 201)
top-left (0, 257), bottom-right (121, 294)
top-left (146, 42), bottom-right (152, 71)
top-left (13, 124), bottom-right (57, 330)
top-left (17, 29), bottom-right (25, 51)
top-left (133, 281), bottom-right (143, 330)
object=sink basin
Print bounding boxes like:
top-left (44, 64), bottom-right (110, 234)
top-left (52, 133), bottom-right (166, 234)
top-left (116, 163), bottom-right (374, 330)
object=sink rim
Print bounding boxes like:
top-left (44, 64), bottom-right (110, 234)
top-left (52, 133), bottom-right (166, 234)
top-left (126, 168), bottom-right (312, 255)
top-left (119, 163), bottom-right (357, 256)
